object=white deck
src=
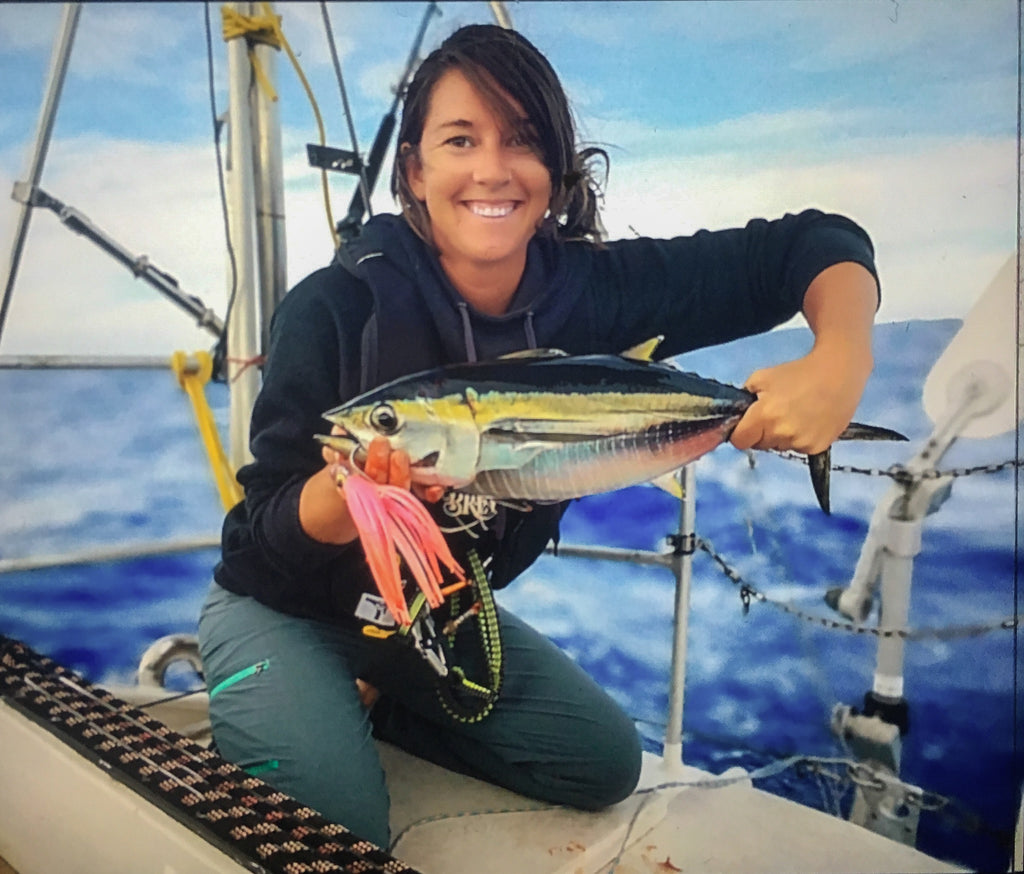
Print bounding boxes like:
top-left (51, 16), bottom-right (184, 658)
top-left (0, 688), bottom-right (967, 874)
top-left (382, 743), bottom-right (965, 874)
top-left (0, 700), bottom-right (252, 874)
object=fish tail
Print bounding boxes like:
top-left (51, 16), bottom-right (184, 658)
top-left (808, 422), bottom-right (906, 514)
top-left (808, 448), bottom-right (832, 515)
top-left (838, 422), bottom-right (909, 442)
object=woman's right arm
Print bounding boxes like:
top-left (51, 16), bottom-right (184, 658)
top-left (233, 266), bottom-right (368, 571)
top-left (240, 268), bottom-right (438, 562)
top-left (297, 462), bottom-right (360, 545)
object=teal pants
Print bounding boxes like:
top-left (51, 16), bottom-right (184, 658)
top-left (197, 583), bottom-right (642, 849)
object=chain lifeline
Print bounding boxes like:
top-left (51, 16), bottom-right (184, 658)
top-left (709, 450), bottom-right (1020, 640)
top-left (693, 535), bottom-right (1017, 641)
top-left (770, 450), bottom-right (1022, 483)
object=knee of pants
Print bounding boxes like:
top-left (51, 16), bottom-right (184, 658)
top-left (197, 584), bottom-right (393, 849)
top-left (208, 680), bottom-right (394, 849)
top-left (516, 709), bottom-right (643, 811)
top-left (573, 717), bottom-right (644, 810)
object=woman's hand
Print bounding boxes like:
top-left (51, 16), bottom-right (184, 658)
top-left (730, 261), bottom-right (877, 455)
top-left (729, 345), bottom-right (872, 454)
top-left (299, 432), bottom-right (443, 545)
top-left (356, 436), bottom-right (446, 503)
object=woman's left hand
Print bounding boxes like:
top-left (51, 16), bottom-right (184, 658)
top-left (729, 344), bottom-right (872, 455)
top-left (729, 261), bottom-right (878, 455)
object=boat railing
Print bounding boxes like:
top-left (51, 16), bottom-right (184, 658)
top-left (0, 354), bottom-right (190, 369)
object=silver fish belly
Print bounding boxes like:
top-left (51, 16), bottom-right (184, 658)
top-left (322, 354), bottom-right (752, 501)
top-left (465, 409), bottom-right (743, 500)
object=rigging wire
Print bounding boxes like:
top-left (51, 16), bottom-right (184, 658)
top-left (203, 2), bottom-right (238, 382)
top-left (319, 1), bottom-right (374, 221)
top-left (218, 4), bottom-right (340, 251)
top-left (250, 2), bottom-right (340, 250)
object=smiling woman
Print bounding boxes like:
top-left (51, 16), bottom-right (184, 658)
top-left (390, 23), bottom-right (608, 316)
top-left (403, 68), bottom-right (553, 313)
top-left (197, 20), bottom-right (887, 849)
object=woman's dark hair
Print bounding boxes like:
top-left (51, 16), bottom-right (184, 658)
top-left (390, 24), bottom-right (607, 244)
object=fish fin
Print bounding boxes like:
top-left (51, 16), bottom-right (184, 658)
top-left (808, 448), bottom-right (831, 515)
top-left (806, 422), bottom-right (904, 514)
top-left (620, 336), bottom-right (664, 361)
top-left (838, 421), bottom-right (909, 442)
top-left (649, 470), bottom-right (683, 499)
top-left (497, 348), bottom-right (570, 360)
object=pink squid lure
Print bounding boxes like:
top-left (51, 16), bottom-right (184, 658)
top-left (340, 470), bottom-right (465, 627)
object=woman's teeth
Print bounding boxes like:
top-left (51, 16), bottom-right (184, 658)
top-left (469, 202), bottom-right (515, 218)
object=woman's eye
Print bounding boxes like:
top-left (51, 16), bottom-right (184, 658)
top-left (508, 124), bottom-right (538, 151)
top-left (369, 403), bottom-right (400, 434)
top-left (445, 135), bottom-right (472, 148)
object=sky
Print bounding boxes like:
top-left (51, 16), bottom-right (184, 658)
top-left (0, 1), bottom-right (1018, 357)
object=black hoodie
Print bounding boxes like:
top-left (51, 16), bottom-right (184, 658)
top-left (214, 210), bottom-right (877, 624)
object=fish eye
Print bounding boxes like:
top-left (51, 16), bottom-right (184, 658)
top-left (369, 403), bottom-right (400, 435)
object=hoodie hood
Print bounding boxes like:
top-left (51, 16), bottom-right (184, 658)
top-left (336, 214), bottom-right (593, 390)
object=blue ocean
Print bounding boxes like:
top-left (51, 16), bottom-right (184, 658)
top-left (0, 319), bottom-right (1018, 872)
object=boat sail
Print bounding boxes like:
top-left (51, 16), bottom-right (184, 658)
top-left (0, 3), bottom-right (1019, 873)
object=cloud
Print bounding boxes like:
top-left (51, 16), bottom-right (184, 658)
top-left (0, 1), bottom-right (1016, 356)
top-left (600, 130), bottom-right (1016, 322)
top-left (0, 125), bottom-right (400, 357)
top-left (3, 117), bottom-right (1011, 358)
top-left (782, 0), bottom-right (1017, 74)
top-left (0, 134), bottom-right (229, 356)
top-left (80, 8), bottom-right (194, 81)
top-left (0, 4), bottom-right (63, 54)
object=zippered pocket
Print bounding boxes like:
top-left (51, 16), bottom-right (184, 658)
top-left (243, 759), bottom-right (280, 777)
top-left (208, 658), bottom-right (270, 699)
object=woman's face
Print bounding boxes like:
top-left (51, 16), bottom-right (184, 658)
top-left (405, 68), bottom-right (552, 292)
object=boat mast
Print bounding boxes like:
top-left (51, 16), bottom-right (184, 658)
top-left (222, 1), bottom-right (286, 470)
top-left (251, 14), bottom-right (287, 356)
top-left (0, 2), bottom-right (81, 350)
top-left (489, 2), bottom-right (513, 29)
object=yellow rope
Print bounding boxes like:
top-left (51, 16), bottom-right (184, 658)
top-left (221, 6), bottom-right (282, 101)
top-left (171, 351), bottom-right (244, 512)
top-left (221, 4), bottom-right (340, 249)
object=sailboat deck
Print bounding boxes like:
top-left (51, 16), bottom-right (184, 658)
top-left (381, 741), bottom-right (966, 874)
top-left (0, 633), bottom-right (967, 874)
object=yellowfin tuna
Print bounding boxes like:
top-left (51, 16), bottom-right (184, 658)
top-left (320, 348), bottom-right (906, 514)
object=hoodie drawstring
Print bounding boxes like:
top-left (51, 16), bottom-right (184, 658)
top-left (457, 303), bottom-right (538, 362)
top-left (457, 302), bottom-right (478, 363)
top-left (523, 310), bottom-right (538, 350)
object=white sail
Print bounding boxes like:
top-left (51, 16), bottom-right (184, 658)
top-left (922, 254), bottom-right (1020, 439)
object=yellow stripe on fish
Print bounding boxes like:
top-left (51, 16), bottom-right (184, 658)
top-left (319, 350), bottom-right (906, 511)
